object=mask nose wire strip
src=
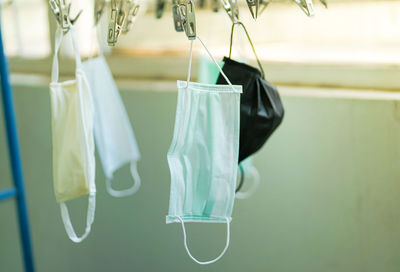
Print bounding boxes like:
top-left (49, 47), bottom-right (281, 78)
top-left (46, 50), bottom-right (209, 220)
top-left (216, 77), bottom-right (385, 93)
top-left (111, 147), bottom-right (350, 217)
top-left (106, 162), bottom-right (141, 197)
top-left (177, 216), bottom-right (231, 265)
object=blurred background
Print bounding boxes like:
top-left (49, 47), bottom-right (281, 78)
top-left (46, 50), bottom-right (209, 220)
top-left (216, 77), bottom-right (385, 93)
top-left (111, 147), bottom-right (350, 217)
top-left (1, 0), bottom-right (400, 271)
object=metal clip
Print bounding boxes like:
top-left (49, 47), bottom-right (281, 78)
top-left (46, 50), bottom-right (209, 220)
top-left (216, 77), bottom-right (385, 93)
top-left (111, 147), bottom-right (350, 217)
top-left (177, 0), bottom-right (196, 40)
top-left (1, 0), bottom-right (13, 7)
top-left (246, 0), bottom-right (259, 20)
top-left (49, 0), bottom-right (82, 33)
top-left (172, 2), bottom-right (184, 32)
top-left (156, 0), bottom-right (166, 19)
top-left (293, 0), bottom-right (315, 17)
top-left (258, 0), bottom-right (271, 16)
top-left (211, 0), bottom-right (219, 12)
top-left (123, 0), bottom-right (140, 33)
top-left (94, 0), bottom-right (106, 26)
top-left (221, 0), bottom-right (239, 23)
top-left (107, 0), bottom-right (126, 46)
top-left (320, 0), bottom-right (327, 8)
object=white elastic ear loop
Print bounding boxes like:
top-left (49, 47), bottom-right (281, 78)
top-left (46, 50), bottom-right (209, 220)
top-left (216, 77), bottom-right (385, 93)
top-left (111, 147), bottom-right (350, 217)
top-left (51, 27), bottom-right (64, 83)
top-left (60, 193), bottom-right (96, 243)
top-left (236, 166), bottom-right (260, 199)
top-left (186, 36), bottom-right (238, 94)
top-left (196, 36), bottom-right (235, 89)
top-left (186, 39), bottom-right (194, 87)
top-left (106, 162), bottom-right (141, 197)
top-left (177, 216), bottom-right (231, 265)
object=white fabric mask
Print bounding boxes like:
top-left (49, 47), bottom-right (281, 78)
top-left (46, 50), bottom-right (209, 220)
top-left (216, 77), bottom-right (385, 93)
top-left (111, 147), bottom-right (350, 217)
top-left (49, 26), bottom-right (96, 243)
top-left (82, 52), bottom-right (141, 198)
top-left (167, 37), bottom-right (242, 265)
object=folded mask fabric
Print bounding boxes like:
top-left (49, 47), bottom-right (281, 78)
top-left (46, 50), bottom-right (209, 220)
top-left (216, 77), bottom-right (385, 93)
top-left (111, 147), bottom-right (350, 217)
top-left (167, 36), bottom-right (242, 265)
top-left (82, 54), bottom-right (141, 198)
top-left (216, 22), bottom-right (284, 163)
top-left (49, 26), bottom-right (96, 243)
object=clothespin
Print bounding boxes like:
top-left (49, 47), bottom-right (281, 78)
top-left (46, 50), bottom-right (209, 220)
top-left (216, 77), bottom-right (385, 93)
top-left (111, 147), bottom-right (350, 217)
top-left (246, 0), bottom-right (259, 20)
top-left (49, 0), bottom-right (82, 33)
top-left (211, 0), bottom-right (219, 12)
top-left (123, 0), bottom-right (140, 33)
top-left (319, 0), bottom-right (327, 8)
top-left (156, 0), bottom-right (166, 19)
top-left (258, 0), bottom-right (271, 16)
top-left (94, 0), bottom-right (106, 26)
top-left (176, 0), bottom-right (196, 40)
top-left (293, 0), bottom-right (315, 17)
top-left (108, 0), bottom-right (126, 46)
top-left (1, 0), bottom-right (13, 7)
top-left (198, 0), bottom-right (205, 9)
top-left (221, 0), bottom-right (239, 23)
top-left (172, 0), bottom-right (184, 32)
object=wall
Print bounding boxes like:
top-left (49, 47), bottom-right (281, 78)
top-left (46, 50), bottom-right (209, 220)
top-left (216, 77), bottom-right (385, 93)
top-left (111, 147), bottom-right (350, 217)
top-left (1, 81), bottom-right (400, 272)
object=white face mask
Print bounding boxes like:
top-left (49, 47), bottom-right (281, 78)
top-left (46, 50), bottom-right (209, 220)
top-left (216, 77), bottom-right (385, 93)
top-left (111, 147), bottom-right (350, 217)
top-left (49, 26), bottom-right (96, 243)
top-left (167, 37), bottom-right (242, 265)
top-left (82, 53), bottom-right (141, 198)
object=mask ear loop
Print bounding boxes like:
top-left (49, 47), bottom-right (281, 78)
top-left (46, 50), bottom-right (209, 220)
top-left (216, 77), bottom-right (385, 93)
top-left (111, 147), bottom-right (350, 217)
top-left (177, 216), bottom-right (231, 265)
top-left (105, 162), bottom-right (141, 197)
top-left (235, 164), bottom-right (260, 199)
top-left (185, 36), bottom-right (238, 93)
top-left (229, 22), bottom-right (265, 79)
top-left (235, 163), bottom-right (245, 193)
top-left (60, 193), bottom-right (96, 243)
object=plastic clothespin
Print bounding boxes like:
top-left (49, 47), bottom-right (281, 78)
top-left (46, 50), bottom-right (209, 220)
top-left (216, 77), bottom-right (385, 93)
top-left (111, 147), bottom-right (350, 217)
top-left (123, 0), bottom-right (140, 33)
top-left (246, 0), bottom-right (259, 20)
top-left (177, 0), bottom-right (196, 40)
top-left (107, 0), bottom-right (126, 46)
top-left (221, 0), bottom-right (239, 23)
top-left (49, 0), bottom-right (82, 33)
top-left (293, 0), bottom-right (315, 17)
top-left (156, 0), bottom-right (166, 19)
top-left (94, 0), bottom-right (106, 26)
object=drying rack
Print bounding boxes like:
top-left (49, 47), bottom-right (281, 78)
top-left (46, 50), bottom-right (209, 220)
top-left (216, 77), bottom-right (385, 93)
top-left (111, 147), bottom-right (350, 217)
top-left (0, 23), bottom-right (35, 272)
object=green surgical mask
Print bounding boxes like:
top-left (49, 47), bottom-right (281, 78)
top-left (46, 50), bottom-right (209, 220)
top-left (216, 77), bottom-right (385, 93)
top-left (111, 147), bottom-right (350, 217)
top-left (167, 37), bottom-right (242, 265)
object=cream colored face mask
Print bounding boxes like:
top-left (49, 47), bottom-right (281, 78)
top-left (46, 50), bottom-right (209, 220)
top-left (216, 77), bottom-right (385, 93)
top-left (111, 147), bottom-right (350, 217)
top-left (49, 26), bottom-right (96, 243)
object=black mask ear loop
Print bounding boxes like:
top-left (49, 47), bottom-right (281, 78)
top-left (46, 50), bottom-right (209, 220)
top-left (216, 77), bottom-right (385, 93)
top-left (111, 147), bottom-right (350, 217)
top-left (229, 22), bottom-right (265, 78)
top-left (235, 163), bottom-right (245, 193)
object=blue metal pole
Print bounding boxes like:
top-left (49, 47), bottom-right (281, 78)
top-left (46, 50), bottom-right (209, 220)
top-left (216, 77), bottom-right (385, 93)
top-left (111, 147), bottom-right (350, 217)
top-left (0, 24), bottom-right (35, 272)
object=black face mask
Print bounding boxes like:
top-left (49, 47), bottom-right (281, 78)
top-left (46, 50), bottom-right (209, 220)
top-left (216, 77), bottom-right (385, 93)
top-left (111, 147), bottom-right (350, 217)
top-left (216, 22), bottom-right (284, 164)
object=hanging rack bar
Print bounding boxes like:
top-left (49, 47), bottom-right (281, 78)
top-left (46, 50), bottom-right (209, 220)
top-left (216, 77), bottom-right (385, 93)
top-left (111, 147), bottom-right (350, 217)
top-left (0, 188), bottom-right (17, 201)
